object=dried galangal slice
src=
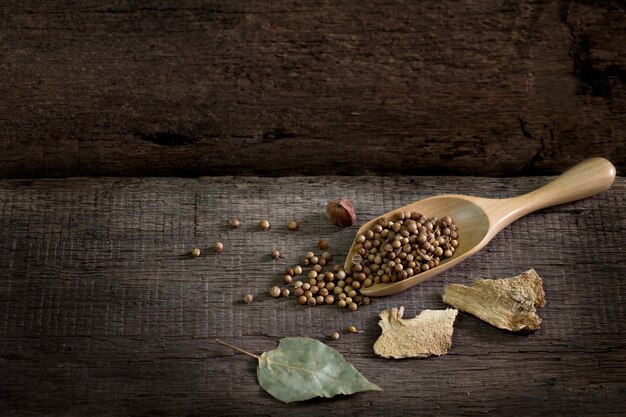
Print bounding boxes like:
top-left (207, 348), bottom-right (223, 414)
top-left (442, 268), bottom-right (545, 332)
top-left (373, 307), bottom-right (458, 359)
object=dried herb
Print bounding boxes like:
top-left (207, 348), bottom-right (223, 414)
top-left (442, 268), bottom-right (545, 332)
top-left (216, 337), bottom-right (381, 403)
top-left (373, 306), bottom-right (458, 359)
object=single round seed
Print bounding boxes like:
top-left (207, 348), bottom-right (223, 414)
top-left (307, 297), bottom-right (316, 306)
top-left (297, 295), bottom-right (307, 305)
top-left (331, 331), bottom-right (340, 340)
top-left (271, 250), bottom-right (280, 259)
top-left (306, 251), bottom-right (315, 259)
top-left (285, 267), bottom-right (294, 276)
top-left (191, 248), bottom-right (201, 257)
top-left (308, 270), bottom-right (318, 280)
top-left (321, 252), bottom-right (332, 261)
top-left (348, 302), bottom-right (358, 311)
top-left (338, 299), bottom-right (347, 308)
top-left (310, 285), bottom-right (319, 294)
top-left (243, 294), bottom-right (253, 304)
top-left (213, 241), bottom-right (224, 253)
top-left (318, 258), bottom-right (327, 266)
top-left (325, 295), bottom-right (335, 304)
top-left (302, 283), bottom-right (311, 291)
top-left (347, 325), bottom-right (358, 333)
top-left (294, 287), bottom-right (304, 297)
top-left (259, 220), bottom-right (270, 230)
top-left (282, 288), bottom-right (290, 298)
top-left (283, 275), bottom-right (293, 285)
top-left (310, 256), bottom-right (319, 265)
top-left (316, 295), bottom-right (324, 304)
top-left (270, 286), bottom-right (281, 298)
top-left (304, 291), bottom-right (313, 299)
top-left (317, 240), bottom-right (329, 250)
top-left (347, 290), bottom-right (357, 298)
top-left (288, 220), bottom-right (298, 231)
top-left (444, 249), bottom-right (453, 258)
top-left (294, 265), bottom-right (303, 275)
top-left (319, 288), bottom-right (329, 297)
top-left (229, 218), bottom-right (241, 228)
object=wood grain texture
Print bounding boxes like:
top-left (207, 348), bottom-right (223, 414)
top-left (1, 0), bottom-right (625, 178)
top-left (0, 175), bottom-right (624, 416)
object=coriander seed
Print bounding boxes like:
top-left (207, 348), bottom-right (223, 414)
top-left (283, 275), bottom-right (293, 285)
top-left (270, 285), bottom-right (281, 298)
top-left (259, 220), bottom-right (270, 230)
top-left (325, 295), bottom-right (335, 305)
top-left (298, 295), bottom-right (307, 305)
top-left (338, 299), bottom-right (347, 308)
top-left (348, 325), bottom-right (363, 333)
top-left (316, 295), bottom-right (324, 304)
top-left (288, 220), bottom-right (299, 231)
top-left (282, 288), bottom-right (290, 298)
top-left (294, 265), bottom-right (303, 275)
top-left (331, 331), bottom-right (340, 340)
top-left (294, 287), bottom-right (304, 297)
top-left (229, 218), bottom-right (241, 228)
top-left (349, 302), bottom-right (358, 311)
top-left (285, 267), bottom-right (294, 276)
top-left (191, 247), bottom-right (201, 257)
top-left (307, 297), bottom-right (316, 307)
top-left (243, 294), bottom-right (253, 304)
top-left (213, 241), bottom-right (224, 253)
top-left (318, 240), bottom-right (329, 250)
top-left (306, 251), bottom-right (315, 259)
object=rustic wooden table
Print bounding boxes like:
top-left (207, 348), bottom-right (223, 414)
top-left (1, 175), bottom-right (624, 416)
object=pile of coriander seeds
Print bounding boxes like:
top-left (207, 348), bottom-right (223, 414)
top-left (276, 241), bottom-right (371, 312)
top-left (353, 211), bottom-right (459, 284)
top-left (276, 212), bottom-right (458, 312)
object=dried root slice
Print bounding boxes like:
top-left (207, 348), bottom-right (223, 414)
top-left (442, 268), bottom-right (545, 332)
top-left (373, 307), bottom-right (458, 359)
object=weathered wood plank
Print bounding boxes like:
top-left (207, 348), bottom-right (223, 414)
top-left (0, 1), bottom-right (624, 178)
top-left (0, 176), bottom-right (624, 416)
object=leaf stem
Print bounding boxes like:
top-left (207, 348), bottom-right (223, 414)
top-left (215, 339), bottom-right (259, 359)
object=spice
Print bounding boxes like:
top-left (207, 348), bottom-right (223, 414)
top-left (318, 240), bottom-right (329, 250)
top-left (288, 220), bottom-right (299, 231)
top-left (229, 218), bottom-right (241, 229)
top-left (331, 331), bottom-right (340, 340)
top-left (191, 247), bottom-right (201, 257)
top-left (243, 294), bottom-right (254, 304)
top-left (326, 198), bottom-right (357, 227)
top-left (283, 275), bottom-right (293, 285)
top-left (297, 295), bottom-right (307, 305)
top-left (272, 250), bottom-right (281, 260)
top-left (282, 288), bottom-right (290, 298)
top-left (373, 306), bottom-right (458, 359)
top-left (259, 220), bottom-right (271, 230)
top-left (347, 325), bottom-right (363, 333)
top-left (214, 241), bottom-right (224, 253)
top-left (442, 269), bottom-right (545, 332)
top-left (294, 265), bottom-right (303, 275)
top-left (270, 286), bottom-right (281, 298)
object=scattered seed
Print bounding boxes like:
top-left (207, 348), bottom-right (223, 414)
top-left (259, 220), bottom-right (270, 230)
top-left (270, 286), bottom-right (281, 298)
top-left (288, 220), bottom-right (298, 231)
top-left (243, 294), bottom-right (253, 304)
top-left (213, 241), bottom-right (224, 253)
top-left (229, 218), bottom-right (241, 228)
top-left (331, 331), bottom-right (340, 340)
top-left (191, 248), bottom-right (201, 257)
top-left (318, 240), bottom-right (329, 250)
top-left (271, 250), bottom-right (280, 259)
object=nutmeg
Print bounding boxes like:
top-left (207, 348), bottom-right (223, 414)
top-left (326, 198), bottom-right (357, 227)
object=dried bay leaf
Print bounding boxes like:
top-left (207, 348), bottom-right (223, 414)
top-left (373, 307), bottom-right (458, 359)
top-left (216, 337), bottom-right (381, 403)
top-left (442, 268), bottom-right (545, 332)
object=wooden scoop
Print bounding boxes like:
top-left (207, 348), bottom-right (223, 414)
top-left (348, 157), bottom-right (616, 297)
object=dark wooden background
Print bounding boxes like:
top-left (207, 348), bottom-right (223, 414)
top-left (1, 1), bottom-right (626, 416)
top-left (1, 0), bottom-right (625, 178)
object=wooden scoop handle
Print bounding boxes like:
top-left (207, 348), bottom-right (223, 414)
top-left (514, 157), bottom-right (616, 212)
